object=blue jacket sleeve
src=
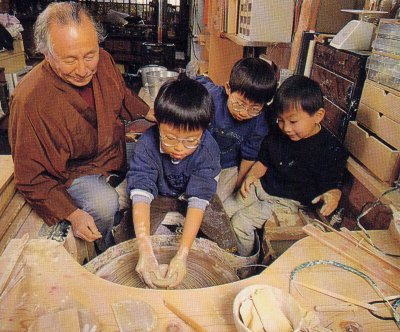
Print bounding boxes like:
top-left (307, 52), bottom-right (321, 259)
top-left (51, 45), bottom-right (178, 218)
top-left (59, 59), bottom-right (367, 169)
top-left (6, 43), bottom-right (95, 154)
top-left (126, 135), bottom-right (159, 199)
top-left (185, 135), bottom-right (221, 202)
top-left (241, 114), bottom-right (269, 161)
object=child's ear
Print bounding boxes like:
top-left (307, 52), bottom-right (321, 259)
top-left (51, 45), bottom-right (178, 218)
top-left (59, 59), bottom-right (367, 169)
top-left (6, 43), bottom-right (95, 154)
top-left (224, 82), bottom-right (231, 95)
top-left (315, 108), bottom-right (325, 123)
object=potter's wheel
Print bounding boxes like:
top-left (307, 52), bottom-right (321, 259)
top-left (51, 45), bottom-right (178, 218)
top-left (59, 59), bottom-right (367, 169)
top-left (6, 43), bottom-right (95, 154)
top-left (85, 236), bottom-right (259, 289)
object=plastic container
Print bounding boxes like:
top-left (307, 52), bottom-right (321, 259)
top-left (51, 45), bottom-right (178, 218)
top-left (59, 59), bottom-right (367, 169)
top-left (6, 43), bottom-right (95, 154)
top-left (146, 70), bottom-right (179, 100)
top-left (366, 53), bottom-right (400, 90)
top-left (137, 65), bottom-right (167, 90)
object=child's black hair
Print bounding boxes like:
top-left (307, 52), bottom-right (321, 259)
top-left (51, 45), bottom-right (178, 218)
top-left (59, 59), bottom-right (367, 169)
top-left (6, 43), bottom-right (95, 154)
top-left (273, 75), bottom-right (324, 116)
top-left (229, 57), bottom-right (277, 104)
top-left (154, 77), bottom-right (213, 131)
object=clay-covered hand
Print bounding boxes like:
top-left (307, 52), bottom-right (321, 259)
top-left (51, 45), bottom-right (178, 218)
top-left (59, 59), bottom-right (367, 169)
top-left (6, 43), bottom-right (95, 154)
top-left (240, 175), bottom-right (257, 198)
top-left (135, 237), bottom-right (164, 288)
top-left (312, 189), bottom-right (342, 216)
top-left (67, 208), bottom-right (102, 242)
top-left (156, 252), bottom-right (188, 288)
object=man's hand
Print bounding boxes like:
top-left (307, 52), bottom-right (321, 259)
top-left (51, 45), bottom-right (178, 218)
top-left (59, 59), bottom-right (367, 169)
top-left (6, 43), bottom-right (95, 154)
top-left (312, 189), bottom-right (342, 216)
top-left (240, 175), bottom-right (258, 198)
top-left (67, 208), bottom-right (102, 242)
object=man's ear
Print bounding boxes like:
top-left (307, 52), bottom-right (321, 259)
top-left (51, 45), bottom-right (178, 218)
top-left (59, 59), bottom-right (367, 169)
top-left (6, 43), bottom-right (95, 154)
top-left (315, 108), bottom-right (325, 124)
top-left (224, 82), bottom-right (231, 95)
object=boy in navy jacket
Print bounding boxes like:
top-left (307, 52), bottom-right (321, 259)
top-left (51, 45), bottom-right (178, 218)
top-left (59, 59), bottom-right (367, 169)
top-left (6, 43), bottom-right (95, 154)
top-left (127, 78), bottom-right (238, 288)
top-left (196, 58), bottom-right (277, 202)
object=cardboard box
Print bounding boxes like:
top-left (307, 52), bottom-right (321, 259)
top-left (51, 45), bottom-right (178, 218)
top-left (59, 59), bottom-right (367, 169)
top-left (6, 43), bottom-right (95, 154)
top-left (357, 102), bottom-right (400, 150)
top-left (345, 121), bottom-right (400, 185)
top-left (360, 80), bottom-right (400, 124)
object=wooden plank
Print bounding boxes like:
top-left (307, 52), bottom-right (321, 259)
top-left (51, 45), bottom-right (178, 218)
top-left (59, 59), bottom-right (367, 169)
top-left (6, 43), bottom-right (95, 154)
top-left (0, 179), bottom-right (16, 218)
top-left (0, 234), bottom-right (28, 296)
top-left (0, 192), bottom-right (26, 241)
top-left (303, 224), bottom-right (400, 292)
top-left (0, 203), bottom-right (32, 254)
top-left (288, 0), bottom-right (321, 71)
top-left (0, 155), bottom-right (14, 193)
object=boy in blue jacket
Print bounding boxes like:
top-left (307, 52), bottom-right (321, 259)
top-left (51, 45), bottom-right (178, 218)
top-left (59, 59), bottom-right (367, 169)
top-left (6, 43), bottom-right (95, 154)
top-left (126, 78), bottom-right (238, 288)
top-left (196, 58), bottom-right (277, 202)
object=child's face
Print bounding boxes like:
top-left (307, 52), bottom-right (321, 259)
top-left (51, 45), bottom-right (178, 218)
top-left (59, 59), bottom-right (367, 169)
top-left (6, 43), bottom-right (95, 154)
top-left (225, 86), bottom-right (264, 121)
top-left (277, 105), bottom-right (324, 141)
top-left (159, 123), bottom-right (204, 161)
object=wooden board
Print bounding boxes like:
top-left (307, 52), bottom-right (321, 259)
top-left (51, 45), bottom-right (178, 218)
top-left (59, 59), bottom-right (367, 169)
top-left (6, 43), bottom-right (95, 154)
top-left (0, 155), bottom-right (14, 193)
top-left (0, 231), bottom-right (398, 331)
top-left (288, 0), bottom-right (321, 71)
top-left (303, 224), bottom-right (400, 292)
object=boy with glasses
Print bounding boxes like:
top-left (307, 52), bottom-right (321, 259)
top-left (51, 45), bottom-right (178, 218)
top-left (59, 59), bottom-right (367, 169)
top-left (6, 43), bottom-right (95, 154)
top-left (196, 58), bottom-right (277, 203)
top-left (126, 78), bottom-right (239, 288)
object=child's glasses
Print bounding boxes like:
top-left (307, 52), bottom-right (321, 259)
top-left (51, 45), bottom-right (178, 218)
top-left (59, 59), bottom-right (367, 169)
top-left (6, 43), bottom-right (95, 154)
top-left (159, 134), bottom-right (201, 149)
top-left (229, 96), bottom-right (264, 116)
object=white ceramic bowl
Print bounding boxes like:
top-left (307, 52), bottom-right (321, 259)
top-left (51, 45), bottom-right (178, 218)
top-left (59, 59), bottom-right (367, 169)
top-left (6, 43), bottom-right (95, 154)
top-left (232, 284), bottom-right (307, 332)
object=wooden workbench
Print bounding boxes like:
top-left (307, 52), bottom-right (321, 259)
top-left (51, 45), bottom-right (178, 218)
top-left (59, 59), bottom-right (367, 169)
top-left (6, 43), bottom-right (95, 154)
top-left (0, 230), bottom-right (398, 331)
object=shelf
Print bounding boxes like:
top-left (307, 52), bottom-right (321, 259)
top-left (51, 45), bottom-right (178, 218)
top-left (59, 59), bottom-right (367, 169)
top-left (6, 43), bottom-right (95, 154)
top-left (220, 33), bottom-right (272, 47)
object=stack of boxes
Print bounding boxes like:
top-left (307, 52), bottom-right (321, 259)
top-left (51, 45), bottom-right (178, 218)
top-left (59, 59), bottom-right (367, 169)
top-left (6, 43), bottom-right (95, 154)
top-left (345, 19), bottom-right (400, 186)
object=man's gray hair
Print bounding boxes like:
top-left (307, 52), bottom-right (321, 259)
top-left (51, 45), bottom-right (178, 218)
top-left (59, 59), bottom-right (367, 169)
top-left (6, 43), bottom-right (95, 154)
top-left (34, 1), bottom-right (104, 55)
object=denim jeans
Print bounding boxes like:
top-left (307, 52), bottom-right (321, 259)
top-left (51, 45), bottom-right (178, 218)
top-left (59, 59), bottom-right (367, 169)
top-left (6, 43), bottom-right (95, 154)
top-left (67, 174), bottom-right (125, 252)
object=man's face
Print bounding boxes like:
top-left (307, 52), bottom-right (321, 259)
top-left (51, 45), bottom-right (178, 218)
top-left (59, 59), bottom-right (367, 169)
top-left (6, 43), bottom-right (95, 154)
top-left (45, 17), bottom-right (99, 87)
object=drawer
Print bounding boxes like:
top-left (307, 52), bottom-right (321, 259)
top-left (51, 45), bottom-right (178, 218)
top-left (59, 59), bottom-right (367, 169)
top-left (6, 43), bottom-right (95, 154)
top-left (344, 121), bottom-right (400, 185)
top-left (321, 97), bottom-right (349, 140)
top-left (357, 103), bottom-right (400, 150)
top-left (360, 80), bottom-right (400, 124)
top-left (313, 43), bottom-right (366, 81)
top-left (311, 64), bottom-right (355, 110)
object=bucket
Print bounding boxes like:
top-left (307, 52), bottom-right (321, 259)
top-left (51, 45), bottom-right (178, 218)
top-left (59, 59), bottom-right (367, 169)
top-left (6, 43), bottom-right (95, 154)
top-left (138, 65), bottom-right (167, 91)
top-left (146, 70), bottom-right (179, 100)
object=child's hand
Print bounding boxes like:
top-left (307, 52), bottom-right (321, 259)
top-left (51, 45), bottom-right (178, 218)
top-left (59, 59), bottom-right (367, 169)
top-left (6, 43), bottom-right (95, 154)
top-left (240, 175), bottom-right (257, 198)
top-left (136, 245), bottom-right (164, 288)
top-left (312, 189), bottom-right (342, 216)
top-left (153, 252), bottom-right (188, 288)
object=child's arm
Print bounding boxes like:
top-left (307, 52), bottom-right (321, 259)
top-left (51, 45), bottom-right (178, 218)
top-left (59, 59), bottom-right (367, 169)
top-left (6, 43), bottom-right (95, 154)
top-left (311, 189), bottom-right (342, 216)
top-left (236, 159), bottom-right (256, 190)
top-left (132, 201), bottom-right (164, 288)
top-left (169, 207), bottom-right (203, 287)
top-left (240, 161), bottom-right (268, 198)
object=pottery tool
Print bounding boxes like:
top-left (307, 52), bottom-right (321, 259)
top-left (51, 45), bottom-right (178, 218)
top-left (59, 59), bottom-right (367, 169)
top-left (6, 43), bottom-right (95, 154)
top-left (164, 300), bottom-right (207, 332)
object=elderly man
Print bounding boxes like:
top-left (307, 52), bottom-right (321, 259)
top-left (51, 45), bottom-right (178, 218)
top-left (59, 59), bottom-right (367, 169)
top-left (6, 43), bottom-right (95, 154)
top-left (8, 2), bottom-right (150, 251)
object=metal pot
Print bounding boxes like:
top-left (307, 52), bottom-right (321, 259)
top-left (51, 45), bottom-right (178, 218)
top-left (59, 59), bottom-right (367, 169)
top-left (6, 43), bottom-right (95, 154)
top-left (146, 70), bottom-right (179, 100)
top-left (137, 65), bottom-right (167, 89)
